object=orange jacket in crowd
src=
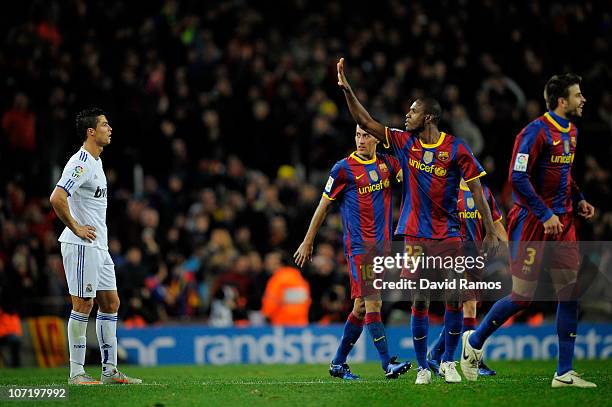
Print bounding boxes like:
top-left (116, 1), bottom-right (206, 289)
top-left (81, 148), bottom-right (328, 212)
top-left (261, 266), bottom-right (311, 326)
top-left (0, 309), bottom-right (23, 337)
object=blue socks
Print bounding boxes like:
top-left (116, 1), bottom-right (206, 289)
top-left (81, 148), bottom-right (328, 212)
top-left (430, 331), bottom-right (445, 361)
top-left (469, 295), bottom-right (529, 349)
top-left (442, 305), bottom-right (463, 362)
top-left (411, 307), bottom-right (429, 369)
top-left (365, 312), bottom-right (391, 370)
top-left (332, 313), bottom-right (364, 365)
top-left (430, 316), bottom-right (477, 361)
top-left (556, 301), bottom-right (577, 375)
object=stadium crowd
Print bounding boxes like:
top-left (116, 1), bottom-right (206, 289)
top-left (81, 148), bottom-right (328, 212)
top-left (1, 0), bottom-right (611, 331)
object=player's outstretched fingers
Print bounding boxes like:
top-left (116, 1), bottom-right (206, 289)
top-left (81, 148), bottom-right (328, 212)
top-left (293, 250), bottom-right (304, 267)
top-left (337, 58), bottom-right (348, 88)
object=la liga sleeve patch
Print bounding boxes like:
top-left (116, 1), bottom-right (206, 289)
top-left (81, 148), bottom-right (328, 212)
top-left (514, 153), bottom-right (529, 172)
top-left (325, 176), bottom-right (334, 193)
top-left (72, 165), bottom-right (85, 178)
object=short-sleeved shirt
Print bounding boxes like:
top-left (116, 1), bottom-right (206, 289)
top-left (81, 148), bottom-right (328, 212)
top-left (384, 128), bottom-right (485, 239)
top-left (458, 183), bottom-right (503, 242)
top-left (323, 152), bottom-right (401, 257)
top-left (56, 148), bottom-right (109, 250)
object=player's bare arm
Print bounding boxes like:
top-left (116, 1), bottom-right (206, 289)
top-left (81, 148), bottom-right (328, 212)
top-left (294, 196), bottom-right (333, 267)
top-left (494, 220), bottom-right (508, 242)
top-left (50, 187), bottom-right (97, 241)
top-left (466, 178), bottom-right (499, 250)
top-left (337, 58), bottom-right (386, 142)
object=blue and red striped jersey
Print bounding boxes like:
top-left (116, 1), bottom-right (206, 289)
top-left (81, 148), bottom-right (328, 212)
top-left (323, 152), bottom-right (401, 257)
top-left (384, 128), bottom-right (485, 239)
top-left (509, 111), bottom-right (584, 223)
top-left (458, 183), bottom-right (503, 242)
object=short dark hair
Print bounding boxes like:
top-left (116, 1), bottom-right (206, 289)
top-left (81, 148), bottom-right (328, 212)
top-left (75, 107), bottom-right (105, 141)
top-left (417, 97), bottom-right (442, 125)
top-left (544, 73), bottom-right (582, 111)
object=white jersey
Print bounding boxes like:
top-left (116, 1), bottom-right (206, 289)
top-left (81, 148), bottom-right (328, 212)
top-left (56, 147), bottom-right (109, 250)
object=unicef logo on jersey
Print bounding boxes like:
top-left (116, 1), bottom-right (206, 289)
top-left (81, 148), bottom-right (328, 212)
top-left (94, 186), bottom-right (107, 198)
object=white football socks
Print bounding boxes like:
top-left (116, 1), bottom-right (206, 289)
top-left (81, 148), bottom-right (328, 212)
top-left (96, 311), bottom-right (118, 374)
top-left (68, 311), bottom-right (88, 377)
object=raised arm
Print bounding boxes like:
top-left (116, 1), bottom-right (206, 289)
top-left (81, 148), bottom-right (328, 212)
top-left (50, 187), bottom-right (97, 242)
top-left (337, 58), bottom-right (386, 142)
top-left (293, 196), bottom-right (333, 267)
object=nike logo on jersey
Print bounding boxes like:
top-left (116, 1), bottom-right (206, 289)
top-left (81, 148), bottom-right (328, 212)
top-left (554, 377), bottom-right (573, 385)
top-left (414, 336), bottom-right (426, 341)
top-left (374, 336), bottom-right (386, 342)
top-left (355, 174), bottom-right (365, 180)
top-left (553, 140), bottom-right (561, 146)
top-left (457, 199), bottom-right (463, 203)
top-left (570, 333), bottom-right (577, 338)
top-left (492, 320), bottom-right (498, 326)
top-left (411, 147), bottom-right (421, 151)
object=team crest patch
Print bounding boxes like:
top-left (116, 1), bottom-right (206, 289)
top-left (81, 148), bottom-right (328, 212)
top-left (325, 176), bottom-right (334, 193)
top-left (438, 151), bottom-right (449, 162)
top-left (467, 197), bottom-right (475, 209)
top-left (379, 163), bottom-right (388, 172)
top-left (86, 283), bottom-right (92, 293)
top-left (563, 140), bottom-right (570, 154)
top-left (72, 166), bottom-right (85, 178)
top-left (570, 136), bottom-right (576, 147)
top-left (369, 170), bottom-right (379, 182)
top-left (423, 151), bottom-right (434, 164)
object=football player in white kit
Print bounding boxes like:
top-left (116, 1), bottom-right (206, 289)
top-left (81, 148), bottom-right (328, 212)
top-left (50, 108), bottom-right (141, 385)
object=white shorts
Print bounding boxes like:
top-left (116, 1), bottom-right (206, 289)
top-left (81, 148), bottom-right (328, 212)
top-left (61, 243), bottom-right (117, 298)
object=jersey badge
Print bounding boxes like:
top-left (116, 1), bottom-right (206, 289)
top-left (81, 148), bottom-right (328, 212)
top-left (514, 153), bottom-right (529, 172)
top-left (72, 166), bottom-right (85, 178)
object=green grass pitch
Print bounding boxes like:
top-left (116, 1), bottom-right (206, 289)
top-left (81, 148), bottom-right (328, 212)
top-left (0, 360), bottom-right (609, 406)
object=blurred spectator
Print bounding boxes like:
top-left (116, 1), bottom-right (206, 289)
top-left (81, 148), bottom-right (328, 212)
top-left (0, 308), bottom-right (22, 367)
top-left (450, 105), bottom-right (484, 156)
top-left (2, 93), bottom-right (36, 153)
top-left (261, 255), bottom-right (311, 326)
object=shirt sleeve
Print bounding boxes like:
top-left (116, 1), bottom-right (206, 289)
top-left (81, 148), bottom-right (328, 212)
top-left (509, 122), bottom-right (553, 222)
top-left (387, 155), bottom-right (401, 176)
top-left (383, 127), bottom-right (411, 155)
top-left (384, 154), bottom-right (403, 183)
top-left (456, 139), bottom-right (486, 182)
top-left (322, 162), bottom-right (348, 201)
top-left (570, 179), bottom-right (585, 205)
top-left (56, 156), bottom-right (91, 196)
top-left (485, 186), bottom-right (503, 223)
top-left (569, 128), bottom-right (585, 204)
